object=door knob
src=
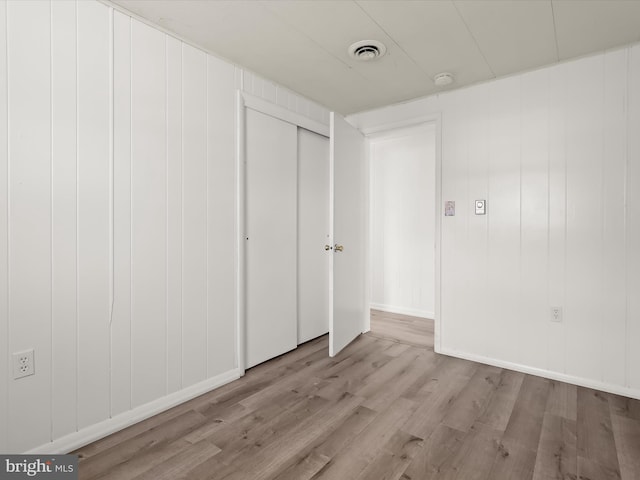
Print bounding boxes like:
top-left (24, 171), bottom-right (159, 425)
top-left (325, 244), bottom-right (333, 251)
top-left (334, 244), bottom-right (344, 252)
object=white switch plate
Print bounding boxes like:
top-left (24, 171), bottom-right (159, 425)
top-left (445, 201), bottom-right (455, 216)
top-left (475, 199), bottom-right (486, 215)
top-left (550, 307), bottom-right (562, 323)
top-left (13, 349), bottom-right (35, 379)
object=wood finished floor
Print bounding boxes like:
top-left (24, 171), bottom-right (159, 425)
top-left (370, 309), bottom-right (433, 347)
top-left (75, 312), bottom-right (640, 480)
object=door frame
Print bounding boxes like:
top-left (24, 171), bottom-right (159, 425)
top-left (236, 91), bottom-right (329, 376)
top-left (359, 113), bottom-right (443, 353)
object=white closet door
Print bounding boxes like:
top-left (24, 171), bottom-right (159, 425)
top-left (245, 109), bottom-right (298, 368)
top-left (297, 128), bottom-right (330, 344)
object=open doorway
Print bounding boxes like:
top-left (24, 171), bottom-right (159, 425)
top-left (368, 123), bottom-right (436, 349)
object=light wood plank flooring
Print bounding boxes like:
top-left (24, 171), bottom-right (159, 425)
top-left (370, 309), bottom-right (433, 347)
top-left (75, 312), bottom-right (640, 480)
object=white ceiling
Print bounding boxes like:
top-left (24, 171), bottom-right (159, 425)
top-left (111, 0), bottom-right (640, 115)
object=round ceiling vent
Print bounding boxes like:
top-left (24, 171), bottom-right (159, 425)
top-left (348, 40), bottom-right (387, 61)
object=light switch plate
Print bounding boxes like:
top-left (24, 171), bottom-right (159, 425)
top-left (445, 201), bottom-right (455, 216)
top-left (475, 199), bottom-right (486, 215)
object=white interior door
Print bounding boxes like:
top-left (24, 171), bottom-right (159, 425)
top-left (245, 108), bottom-right (298, 368)
top-left (297, 128), bottom-right (330, 344)
top-left (329, 113), bottom-right (367, 357)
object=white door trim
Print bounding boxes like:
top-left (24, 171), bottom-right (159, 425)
top-left (242, 92), bottom-right (329, 137)
top-left (236, 90), bottom-right (246, 375)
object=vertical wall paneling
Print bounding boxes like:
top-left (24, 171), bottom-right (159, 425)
top-left (627, 44), bottom-right (640, 389)
top-left (438, 92), bottom-right (461, 352)
top-left (76, 0), bottom-right (110, 429)
top-left (275, 85), bottom-right (288, 109)
top-left (166, 35), bottom-right (183, 394)
top-left (287, 93), bottom-right (298, 117)
top-left (206, 55), bottom-right (237, 376)
top-left (564, 55), bottom-right (604, 381)
top-left (350, 42), bottom-right (640, 399)
top-left (262, 79), bottom-right (276, 104)
top-left (6, 0), bottom-right (52, 452)
top-left (546, 63), bottom-right (568, 374)
top-left (457, 85), bottom-right (490, 356)
top-left (519, 68), bottom-right (549, 369)
top-left (486, 76), bottom-right (521, 363)
top-left (111, 10), bottom-right (132, 417)
top-left (181, 43), bottom-right (208, 387)
top-left (449, 89), bottom-right (472, 355)
top-left (601, 49), bottom-right (628, 387)
top-left (242, 70), bottom-right (329, 128)
top-left (0, 0), bottom-right (302, 452)
top-left (0, 0), bottom-right (8, 454)
top-left (130, 20), bottom-right (167, 407)
top-left (369, 125), bottom-right (436, 318)
top-left (51, 0), bottom-right (78, 439)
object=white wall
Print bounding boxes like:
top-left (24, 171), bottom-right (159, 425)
top-left (0, 0), bottom-right (329, 454)
top-left (350, 43), bottom-right (640, 400)
top-left (369, 124), bottom-right (435, 318)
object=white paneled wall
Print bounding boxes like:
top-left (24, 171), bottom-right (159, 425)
top-left (77, 0), bottom-right (111, 432)
top-left (131, 19), bottom-right (167, 408)
top-left (206, 54), bottom-right (238, 379)
top-left (350, 43), bottom-right (640, 399)
top-left (181, 42), bottom-right (209, 389)
top-left (7, 0), bottom-right (53, 451)
top-left (370, 125), bottom-right (436, 318)
top-left (0, 0), bottom-right (7, 456)
top-left (627, 45), bottom-right (640, 390)
top-left (242, 70), bottom-right (330, 127)
top-left (0, 0), bottom-right (246, 453)
top-left (51, 0), bottom-right (79, 441)
top-left (0, 0), bottom-right (331, 454)
top-left (111, 7), bottom-right (132, 419)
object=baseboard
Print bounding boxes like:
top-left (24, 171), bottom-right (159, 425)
top-left (370, 303), bottom-right (434, 320)
top-left (439, 347), bottom-right (640, 401)
top-left (26, 368), bottom-right (241, 454)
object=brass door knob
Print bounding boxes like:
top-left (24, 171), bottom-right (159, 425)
top-left (324, 244), bottom-right (332, 251)
top-left (334, 244), bottom-right (344, 252)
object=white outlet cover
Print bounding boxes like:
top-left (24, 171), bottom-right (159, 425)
top-left (13, 349), bottom-right (35, 379)
top-left (550, 307), bottom-right (563, 323)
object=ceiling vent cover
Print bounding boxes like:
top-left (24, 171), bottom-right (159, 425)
top-left (348, 40), bottom-right (387, 61)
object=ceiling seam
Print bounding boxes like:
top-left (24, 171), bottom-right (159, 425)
top-left (257, 0), bottom-right (368, 81)
top-left (353, 0), bottom-right (433, 81)
top-left (451, 0), bottom-right (496, 78)
top-left (256, 0), bottom-right (380, 113)
top-left (550, 0), bottom-right (561, 61)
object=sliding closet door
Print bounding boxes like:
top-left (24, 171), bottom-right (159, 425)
top-left (245, 109), bottom-right (297, 368)
top-left (297, 128), bottom-right (330, 344)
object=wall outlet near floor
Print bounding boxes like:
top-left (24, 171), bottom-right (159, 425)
top-left (13, 349), bottom-right (35, 379)
top-left (550, 307), bottom-right (563, 323)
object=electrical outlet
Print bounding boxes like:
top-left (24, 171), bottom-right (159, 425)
top-left (13, 349), bottom-right (35, 379)
top-left (550, 307), bottom-right (563, 323)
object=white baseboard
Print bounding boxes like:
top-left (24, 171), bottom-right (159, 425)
top-left (26, 368), bottom-right (241, 454)
top-left (438, 347), bottom-right (640, 401)
top-left (370, 303), bottom-right (434, 320)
